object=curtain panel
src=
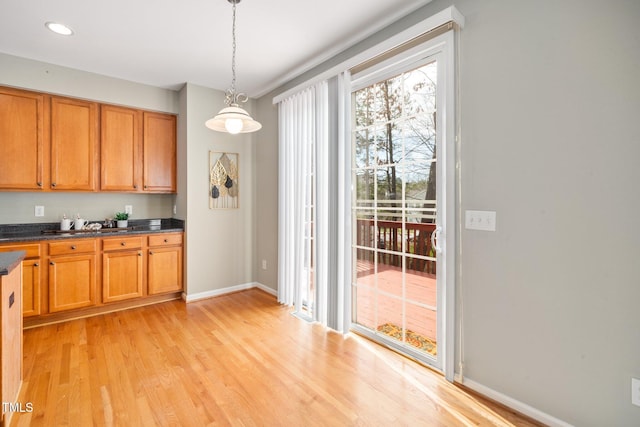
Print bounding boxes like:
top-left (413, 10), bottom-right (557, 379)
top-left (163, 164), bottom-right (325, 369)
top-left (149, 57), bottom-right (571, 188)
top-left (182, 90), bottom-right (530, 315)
top-left (277, 81), bottom-right (329, 324)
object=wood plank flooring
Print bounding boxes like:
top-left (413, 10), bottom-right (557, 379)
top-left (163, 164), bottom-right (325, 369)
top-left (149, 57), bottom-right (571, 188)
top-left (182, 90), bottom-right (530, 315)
top-left (12, 289), bottom-right (543, 426)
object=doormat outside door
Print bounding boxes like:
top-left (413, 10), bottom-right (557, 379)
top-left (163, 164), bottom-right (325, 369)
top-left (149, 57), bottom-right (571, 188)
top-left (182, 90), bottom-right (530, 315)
top-left (377, 323), bottom-right (437, 356)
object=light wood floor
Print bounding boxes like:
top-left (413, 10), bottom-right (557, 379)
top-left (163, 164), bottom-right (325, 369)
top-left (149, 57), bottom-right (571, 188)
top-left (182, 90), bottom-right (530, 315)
top-left (12, 289), bottom-right (543, 426)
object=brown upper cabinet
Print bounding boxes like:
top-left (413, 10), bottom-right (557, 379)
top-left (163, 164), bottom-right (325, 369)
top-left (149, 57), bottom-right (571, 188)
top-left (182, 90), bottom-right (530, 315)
top-left (50, 96), bottom-right (99, 191)
top-left (100, 105), bottom-right (142, 191)
top-left (143, 112), bottom-right (176, 193)
top-left (101, 108), bottom-right (177, 193)
top-left (0, 86), bottom-right (177, 193)
top-left (0, 87), bottom-right (46, 190)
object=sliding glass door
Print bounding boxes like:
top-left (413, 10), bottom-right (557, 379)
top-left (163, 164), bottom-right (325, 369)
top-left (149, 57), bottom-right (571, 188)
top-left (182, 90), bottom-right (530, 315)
top-left (350, 42), bottom-right (453, 372)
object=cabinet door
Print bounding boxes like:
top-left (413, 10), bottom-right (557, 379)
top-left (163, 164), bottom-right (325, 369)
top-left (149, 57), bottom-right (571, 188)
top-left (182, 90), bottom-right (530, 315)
top-left (0, 87), bottom-right (46, 190)
top-left (1, 265), bottom-right (22, 427)
top-left (22, 259), bottom-right (41, 317)
top-left (50, 97), bottom-right (98, 190)
top-left (48, 254), bottom-right (96, 312)
top-left (143, 112), bottom-right (176, 193)
top-left (148, 246), bottom-right (182, 295)
top-left (103, 250), bottom-right (144, 303)
top-left (101, 105), bottom-right (142, 191)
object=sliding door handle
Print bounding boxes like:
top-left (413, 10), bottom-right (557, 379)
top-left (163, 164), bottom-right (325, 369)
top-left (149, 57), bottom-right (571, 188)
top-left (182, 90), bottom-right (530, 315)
top-left (431, 226), bottom-right (442, 254)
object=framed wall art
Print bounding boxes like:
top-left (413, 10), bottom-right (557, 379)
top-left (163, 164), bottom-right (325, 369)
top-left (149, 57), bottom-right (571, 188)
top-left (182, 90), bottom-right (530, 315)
top-left (209, 152), bottom-right (239, 209)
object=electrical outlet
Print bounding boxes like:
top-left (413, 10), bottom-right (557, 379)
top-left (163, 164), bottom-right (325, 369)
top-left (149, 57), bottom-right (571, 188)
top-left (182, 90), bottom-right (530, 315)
top-left (262, 260), bottom-right (267, 270)
top-left (173, 205), bottom-right (177, 215)
top-left (125, 205), bottom-right (133, 215)
top-left (34, 205), bottom-right (45, 217)
top-left (465, 210), bottom-right (497, 231)
top-left (632, 378), bottom-right (640, 407)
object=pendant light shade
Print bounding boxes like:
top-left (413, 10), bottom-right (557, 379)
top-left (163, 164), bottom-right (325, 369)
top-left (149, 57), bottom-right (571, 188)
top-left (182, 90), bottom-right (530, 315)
top-left (206, 106), bottom-right (262, 134)
top-left (206, 0), bottom-right (261, 134)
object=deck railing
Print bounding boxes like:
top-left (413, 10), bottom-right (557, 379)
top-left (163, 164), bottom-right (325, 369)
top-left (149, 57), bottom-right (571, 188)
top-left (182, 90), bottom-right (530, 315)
top-left (355, 219), bottom-right (436, 274)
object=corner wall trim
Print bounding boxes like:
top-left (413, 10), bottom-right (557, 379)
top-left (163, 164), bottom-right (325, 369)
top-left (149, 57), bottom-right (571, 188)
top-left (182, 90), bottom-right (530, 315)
top-left (456, 376), bottom-right (574, 427)
top-left (184, 282), bottom-right (277, 302)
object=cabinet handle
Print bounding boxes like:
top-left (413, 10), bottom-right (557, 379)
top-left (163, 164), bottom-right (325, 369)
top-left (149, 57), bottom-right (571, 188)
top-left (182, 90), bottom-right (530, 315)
top-left (134, 185), bottom-right (138, 189)
top-left (51, 183), bottom-right (57, 187)
top-left (34, 263), bottom-right (39, 267)
top-left (121, 242), bottom-right (126, 246)
top-left (149, 251), bottom-right (154, 255)
top-left (138, 252), bottom-right (142, 256)
top-left (71, 245), bottom-right (76, 250)
top-left (37, 182), bottom-right (42, 187)
top-left (50, 261), bottom-right (55, 265)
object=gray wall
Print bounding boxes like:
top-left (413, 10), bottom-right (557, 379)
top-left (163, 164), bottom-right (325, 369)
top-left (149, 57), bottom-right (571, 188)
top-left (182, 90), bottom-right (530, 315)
top-left (0, 192), bottom-right (173, 225)
top-left (254, 98), bottom-right (279, 291)
top-left (178, 83), bottom-right (257, 296)
top-left (255, 0), bottom-right (640, 425)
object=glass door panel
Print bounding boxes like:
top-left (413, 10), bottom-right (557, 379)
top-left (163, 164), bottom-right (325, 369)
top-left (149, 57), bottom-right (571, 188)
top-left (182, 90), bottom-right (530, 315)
top-left (351, 59), bottom-right (441, 368)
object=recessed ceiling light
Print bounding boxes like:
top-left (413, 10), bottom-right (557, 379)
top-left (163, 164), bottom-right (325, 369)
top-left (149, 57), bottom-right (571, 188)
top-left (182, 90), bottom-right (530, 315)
top-left (45, 22), bottom-right (74, 36)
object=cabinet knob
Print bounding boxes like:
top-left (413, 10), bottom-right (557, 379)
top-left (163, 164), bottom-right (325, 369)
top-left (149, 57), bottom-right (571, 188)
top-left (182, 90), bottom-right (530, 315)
top-left (133, 185), bottom-right (138, 189)
top-left (37, 182), bottom-right (42, 187)
top-left (144, 185), bottom-right (148, 189)
top-left (121, 242), bottom-right (126, 246)
top-left (51, 183), bottom-right (57, 188)
top-left (34, 262), bottom-right (39, 267)
top-left (71, 245), bottom-right (76, 250)
top-left (149, 251), bottom-right (154, 255)
top-left (164, 239), bottom-right (168, 243)
top-left (138, 252), bottom-right (142, 256)
top-left (50, 261), bottom-right (55, 265)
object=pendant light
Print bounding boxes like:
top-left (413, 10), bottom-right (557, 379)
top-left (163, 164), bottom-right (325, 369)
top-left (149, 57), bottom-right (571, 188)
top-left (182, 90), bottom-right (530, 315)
top-left (206, 0), bottom-right (261, 134)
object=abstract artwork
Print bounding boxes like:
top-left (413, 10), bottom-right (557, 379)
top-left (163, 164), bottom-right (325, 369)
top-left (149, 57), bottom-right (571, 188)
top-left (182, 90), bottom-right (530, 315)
top-left (209, 152), bottom-right (239, 209)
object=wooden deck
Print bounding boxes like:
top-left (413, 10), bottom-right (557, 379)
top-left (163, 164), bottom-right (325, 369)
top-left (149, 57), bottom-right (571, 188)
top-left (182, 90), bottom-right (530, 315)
top-left (355, 260), bottom-right (438, 349)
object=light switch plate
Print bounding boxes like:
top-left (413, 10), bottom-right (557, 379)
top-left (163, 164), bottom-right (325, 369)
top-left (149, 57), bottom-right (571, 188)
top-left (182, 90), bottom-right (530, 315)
top-left (632, 378), bottom-right (640, 407)
top-left (465, 210), bottom-right (497, 231)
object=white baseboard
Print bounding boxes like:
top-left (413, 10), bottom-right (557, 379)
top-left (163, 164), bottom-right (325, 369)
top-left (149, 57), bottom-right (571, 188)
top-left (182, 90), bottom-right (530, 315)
top-left (456, 376), bottom-right (573, 427)
top-left (253, 282), bottom-right (277, 296)
top-left (184, 282), bottom-right (277, 302)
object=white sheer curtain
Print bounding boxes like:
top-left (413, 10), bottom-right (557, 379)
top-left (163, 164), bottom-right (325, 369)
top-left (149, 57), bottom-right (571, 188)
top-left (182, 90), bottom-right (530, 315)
top-left (278, 81), bottom-right (328, 324)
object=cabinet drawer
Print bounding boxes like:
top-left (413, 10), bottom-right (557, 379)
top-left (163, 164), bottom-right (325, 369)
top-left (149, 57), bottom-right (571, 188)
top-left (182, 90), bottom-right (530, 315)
top-left (49, 239), bottom-right (96, 256)
top-left (102, 236), bottom-right (144, 251)
top-left (148, 233), bottom-right (182, 247)
top-left (0, 243), bottom-right (40, 259)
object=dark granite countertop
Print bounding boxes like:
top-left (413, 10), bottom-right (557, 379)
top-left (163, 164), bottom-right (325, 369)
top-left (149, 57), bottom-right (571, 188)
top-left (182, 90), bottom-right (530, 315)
top-left (0, 219), bottom-right (184, 244)
top-left (0, 251), bottom-right (26, 275)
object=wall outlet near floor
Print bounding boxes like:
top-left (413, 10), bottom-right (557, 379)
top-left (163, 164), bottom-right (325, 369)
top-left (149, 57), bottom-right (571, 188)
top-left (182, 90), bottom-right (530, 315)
top-left (125, 205), bottom-right (133, 215)
top-left (632, 378), bottom-right (640, 407)
top-left (34, 205), bottom-right (44, 217)
top-left (262, 260), bottom-right (267, 270)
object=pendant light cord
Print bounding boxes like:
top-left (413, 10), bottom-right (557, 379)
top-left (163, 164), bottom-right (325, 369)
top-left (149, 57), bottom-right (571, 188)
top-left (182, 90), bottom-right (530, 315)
top-left (225, 0), bottom-right (247, 107)
top-left (230, 0), bottom-right (237, 97)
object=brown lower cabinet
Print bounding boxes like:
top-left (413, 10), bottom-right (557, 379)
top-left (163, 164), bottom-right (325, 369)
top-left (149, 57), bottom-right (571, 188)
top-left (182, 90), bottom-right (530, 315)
top-left (102, 236), bottom-right (144, 303)
top-left (148, 233), bottom-right (183, 295)
top-left (0, 232), bottom-right (183, 321)
top-left (48, 239), bottom-right (97, 313)
top-left (0, 259), bottom-right (23, 427)
top-left (0, 243), bottom-right (41, 317)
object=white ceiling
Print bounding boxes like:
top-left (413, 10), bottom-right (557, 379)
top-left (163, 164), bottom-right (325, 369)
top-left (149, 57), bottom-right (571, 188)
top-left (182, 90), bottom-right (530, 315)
top-left (0, 0), bottom-right (432, 98)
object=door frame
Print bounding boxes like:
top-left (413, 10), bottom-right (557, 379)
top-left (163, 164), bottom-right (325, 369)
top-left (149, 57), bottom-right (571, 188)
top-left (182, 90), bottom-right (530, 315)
top-left (347, 30), bottom-right (457, 380)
